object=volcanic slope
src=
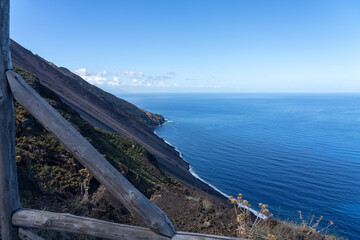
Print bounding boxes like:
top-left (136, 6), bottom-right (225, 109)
top-left (11, 39), bottom-right (223, 199)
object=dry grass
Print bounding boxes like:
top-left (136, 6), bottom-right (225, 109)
top-left (202, 199), bottom-right (214, 211)
top-left (229, 194), bottom-right (341, 240)
top-left (185, 196), bottom-right (201, 202)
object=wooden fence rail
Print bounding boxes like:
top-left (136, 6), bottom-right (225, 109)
top-left (12, 209), bottom-right (247, 240)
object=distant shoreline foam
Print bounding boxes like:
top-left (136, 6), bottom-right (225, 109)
top-left (155, 120), bottom-right (266, 219)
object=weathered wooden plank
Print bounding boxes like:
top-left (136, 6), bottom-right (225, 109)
top-left (5, 70), bottom-right (175, 237)
top-left (18, 228), bottom-right (44, 240)
top-left (173, 232), bottom-right (248, 240)
top-left (0, 0), bottom-right (21, 239)
top-left (12, 209), bottom-right (247, 240)
top-left (13, 209), bottom-right (169, 240)
top-left (0, 0), bottom-right (12, 71)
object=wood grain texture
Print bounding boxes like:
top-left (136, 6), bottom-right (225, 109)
top-left (13, 209), bottom-right (169, 240)
top-left (6, 70), bottom-right (175, 237)
top-left (0, 0), bottom-right (12, 70)
top-left (18, 228), bottom-right (44, 240)
top-left (0, 0), bottom-right (21, 239)
top-left (173, 232), bottom-right (248, 240)
top-left (12, 209), bottom-right (247, 240)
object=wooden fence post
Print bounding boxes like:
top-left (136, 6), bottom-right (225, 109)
top-left (0, 0), bottom-right (21, 239)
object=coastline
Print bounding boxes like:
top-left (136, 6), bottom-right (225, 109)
top-left (155, 120), bottom-right (266, 219)
top-left (158, 133), bottom-right (229, 198)
top-left (154, 120), bottom-right (228, 199)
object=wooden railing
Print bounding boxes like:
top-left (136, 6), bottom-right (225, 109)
top-left (0, 1), bottom-right (247, 239)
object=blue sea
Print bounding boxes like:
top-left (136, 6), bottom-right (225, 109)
top-left (121, 93), bottom-right (360, 239)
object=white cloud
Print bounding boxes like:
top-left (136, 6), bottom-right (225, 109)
top-left (85, 75), bottom-right (107, 85)
top-left (108, 76), bottom-right (119, 86)
top-left (75, 68), bottom-right (107, 85)
top-left (74, 68), bottom-right (89, 76)
top-left (74, 68), bottom-right (180, 89)
top-left (129, 78), bottom-right (153, 87)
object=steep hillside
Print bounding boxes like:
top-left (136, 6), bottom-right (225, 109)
top-left (14, 64), bottom-right (168, 197)
top-left (11, 40), bottom-right (164, 132)
top-left (12, 65), bottom-right (240, 239)
top-left (10, 39), bottom-right (222, 199)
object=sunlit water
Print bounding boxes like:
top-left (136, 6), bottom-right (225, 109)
top-left (121, 93), bottom-right (360, 239)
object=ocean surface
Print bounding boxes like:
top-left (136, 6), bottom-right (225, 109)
top-left (121, 93), bottom-right (360, 239)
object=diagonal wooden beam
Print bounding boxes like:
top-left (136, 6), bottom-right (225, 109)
top-left (0, 0), bottom-right (21, 239)
top-left (5, 70), bottom-right (175, 237)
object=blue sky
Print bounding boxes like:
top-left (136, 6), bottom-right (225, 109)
top-left (10, 0), bottom-right (360, 93)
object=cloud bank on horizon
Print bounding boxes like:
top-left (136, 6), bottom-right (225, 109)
top-left (74, 68), bottom-right (181, 92)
